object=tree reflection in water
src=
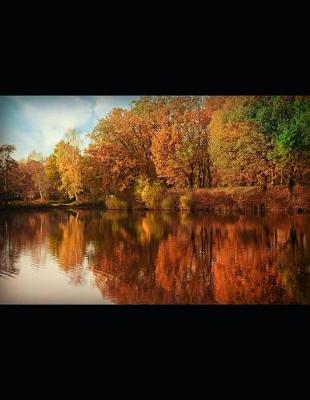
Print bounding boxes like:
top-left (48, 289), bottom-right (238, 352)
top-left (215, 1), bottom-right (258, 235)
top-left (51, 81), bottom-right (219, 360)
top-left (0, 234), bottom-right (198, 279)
top-left (0, 210), bottom-right (310, 304)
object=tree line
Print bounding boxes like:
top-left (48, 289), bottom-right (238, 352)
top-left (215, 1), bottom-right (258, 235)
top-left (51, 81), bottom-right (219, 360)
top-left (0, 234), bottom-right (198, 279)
top-left (1, 96), bottom-right (309, 203)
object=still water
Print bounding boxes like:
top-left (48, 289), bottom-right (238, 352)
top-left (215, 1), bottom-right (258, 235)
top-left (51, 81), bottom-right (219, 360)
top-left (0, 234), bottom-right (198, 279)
top-left (0, 209), bottom-right (310, 304)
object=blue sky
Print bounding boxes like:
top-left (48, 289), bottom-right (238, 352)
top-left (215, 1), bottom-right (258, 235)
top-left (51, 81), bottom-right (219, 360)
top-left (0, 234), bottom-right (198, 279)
top-left (0, 96), bottom-right (139, 159)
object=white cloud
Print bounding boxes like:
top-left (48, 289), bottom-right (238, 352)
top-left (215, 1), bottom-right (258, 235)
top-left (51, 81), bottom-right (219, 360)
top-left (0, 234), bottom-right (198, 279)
top-left (93, 96), bottom-right (116, 118)
top-left (18, 96), bottom-right (93, 154)
top-left (0, 127), bottom-right (38, 160)
top-left (2, 96), bottom-right (138, 159)
top-left (93, 96), bottom-right (134, 118)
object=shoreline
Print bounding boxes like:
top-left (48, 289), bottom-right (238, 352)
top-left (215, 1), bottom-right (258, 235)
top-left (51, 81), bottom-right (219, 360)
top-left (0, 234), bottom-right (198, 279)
top-left (0, 202), bottom-right (106, 210)
top-left (0, 204), bottom-right (309, 215)
top-left (1, 186), bottom-right (309, 214)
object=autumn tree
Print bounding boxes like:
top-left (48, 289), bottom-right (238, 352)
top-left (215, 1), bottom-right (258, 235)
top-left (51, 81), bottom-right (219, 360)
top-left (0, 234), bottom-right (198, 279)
top-left (14, 152), bottom-right (50, 201)
top-left (87, 96), bottom-right (229, 192)
top-left (88, 103), bottom-right (162, 193)
top-left (26, 152), bottom-right (49, 200)
top-left (15, 160), bottom-right (35, 200)
top-left (209, 96), bottom-right (275, 188)
top-left (83, 141), bottom-right (138, 197)
top-left (151, 96), bottom-right (220, 188)
top-left (44, 153), bottom-right (62, 198)
top-left (54, 129), bottom-right (83, 201)
top-left (0, 145), bottom-right (18, 198)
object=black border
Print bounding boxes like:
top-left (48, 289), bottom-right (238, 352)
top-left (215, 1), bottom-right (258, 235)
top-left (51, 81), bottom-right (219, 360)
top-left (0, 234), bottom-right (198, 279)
top-left (1, 37), bottom-right (309, 352)
top-left (1, 49), bottom-right (309, 95)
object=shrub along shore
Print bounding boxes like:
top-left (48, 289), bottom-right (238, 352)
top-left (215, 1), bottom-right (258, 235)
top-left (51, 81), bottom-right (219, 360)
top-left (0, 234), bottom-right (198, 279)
top-left (1, 186), bottom-right (310, 214)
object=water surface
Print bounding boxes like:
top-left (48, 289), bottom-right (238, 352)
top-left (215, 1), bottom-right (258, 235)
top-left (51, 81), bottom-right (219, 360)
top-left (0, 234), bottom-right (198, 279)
top-left (0, 209), bottom-right (310, 304)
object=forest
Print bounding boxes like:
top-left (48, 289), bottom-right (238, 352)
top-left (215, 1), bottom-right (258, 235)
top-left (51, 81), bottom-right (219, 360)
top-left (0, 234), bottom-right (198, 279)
top-left (1, 96), bottom-right (310, 211)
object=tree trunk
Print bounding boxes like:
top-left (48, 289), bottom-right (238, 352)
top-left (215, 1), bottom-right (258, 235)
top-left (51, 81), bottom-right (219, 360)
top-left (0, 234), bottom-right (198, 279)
top-left (288, 174), bottom-right (294, 195)
top-left (206, 154), bottom-right (212, 187)
top-left (198, 161), bottom-right (206, 188)
top-left (4, 166), bottom-right (8, 192)
top-left (280, 169), bottom-right (283, 186)
top-left (262, 174), bottom-right (268, 191)
top-left (271, 168), bottom-right (276, 186)
top-left (188, 167), bottom-right (195, 188)
top-left (202, 167), bottom-right (206, 188)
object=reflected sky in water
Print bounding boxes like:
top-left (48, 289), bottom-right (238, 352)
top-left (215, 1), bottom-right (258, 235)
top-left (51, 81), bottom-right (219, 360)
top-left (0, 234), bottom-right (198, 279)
top-left (0, 210), bottom-right (310, 304)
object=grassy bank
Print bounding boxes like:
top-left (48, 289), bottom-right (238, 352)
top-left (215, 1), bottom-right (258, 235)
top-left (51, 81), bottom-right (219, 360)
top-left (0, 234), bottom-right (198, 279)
top-left (1, 186), bottom-right (310, 213)
top-left (169, 185), bottom-right (310, 213)
top-left (133, 185), bottom-right (310, 213)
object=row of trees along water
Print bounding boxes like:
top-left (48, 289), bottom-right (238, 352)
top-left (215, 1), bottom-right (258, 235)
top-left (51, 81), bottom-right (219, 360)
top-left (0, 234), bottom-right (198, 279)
top-left (1, 96), bottom-right (310, 205)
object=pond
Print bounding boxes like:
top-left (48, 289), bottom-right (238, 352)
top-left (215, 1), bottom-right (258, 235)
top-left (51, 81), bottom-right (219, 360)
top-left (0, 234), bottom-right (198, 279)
top-left (0, 209), bottom-right (310, 304)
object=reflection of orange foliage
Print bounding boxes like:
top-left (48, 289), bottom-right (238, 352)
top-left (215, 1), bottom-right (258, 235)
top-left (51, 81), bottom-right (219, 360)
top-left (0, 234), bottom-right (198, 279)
top-left (91, 216), bottom-right (212, 303)
top-left (140, 216), bottom-right (152, 243)
top-left (155, 234), bottom-right (189, 292)
top-left (1, 210), bottom-right (310, 303)
top-left (91, 213), bottom-right (310, 304)
top-left (211, 215), bottom-right (310, 303)
top-left (213, 257), bottom-right (291, 304)
top-left (154, 231), bottom-right (212, 303)
top-left (58, 214), bottom-right (85, 271)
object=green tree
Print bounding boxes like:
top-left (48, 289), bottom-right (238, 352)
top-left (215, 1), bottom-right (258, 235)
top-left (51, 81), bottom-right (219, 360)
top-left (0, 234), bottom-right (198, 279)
top-left (238, 96), bottom-right (310, 190)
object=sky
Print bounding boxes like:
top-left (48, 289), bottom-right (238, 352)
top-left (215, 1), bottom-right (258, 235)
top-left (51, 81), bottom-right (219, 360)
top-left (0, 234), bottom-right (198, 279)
top-left (0, 96), bottom-right (139, 159)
